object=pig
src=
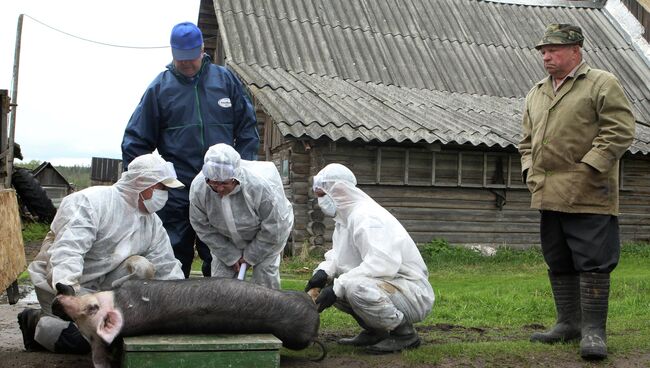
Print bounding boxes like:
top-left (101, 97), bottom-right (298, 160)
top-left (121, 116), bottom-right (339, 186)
top-left (52, 277), bottom-right (321, 368)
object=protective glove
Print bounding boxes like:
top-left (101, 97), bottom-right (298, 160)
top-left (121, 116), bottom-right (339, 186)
top-left (315, 285), bottom-right (337, 313)
top-left (304, 269), bottom-right (328, 292)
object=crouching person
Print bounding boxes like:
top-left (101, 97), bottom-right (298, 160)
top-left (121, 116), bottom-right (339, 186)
top-left (18, 153), bottom-right (185, 354)
top-left (305, 163), bottom-right (434, 353)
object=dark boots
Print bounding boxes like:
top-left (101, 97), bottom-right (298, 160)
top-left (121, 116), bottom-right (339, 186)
top-left (337, 309), bottom-right (419, 352)
top-left (531, 271), bottom-right (611, 360)
top-left (579, 272), bottom-right (610, 360)
top-left (338, 310), bottom-right (388, 346)
top-left (53, 323), bottom-right (92, 354)
top-left (338, 330), bottom-right (389, 346)
top-left (365, 319), bottom-right (421, 354)
top-left (530, 272), bottom-right (581, 344)
top-left (17, 308), bottom-right (44, 351)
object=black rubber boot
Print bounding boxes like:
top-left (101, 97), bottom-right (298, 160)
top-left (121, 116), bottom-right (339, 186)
top-left (339, 330), bottom-right (389, 346)
top-left (338, 309), bottom-right (388, 346)
top-left (17, 308), bottom-right (44, 352)
top-left (365, 319), bottom-right (420, 354)
top-left (53, 323), bottom-right (92, 355)
top-left (530, 272), bottom-right (581, 344)
top-left (580, 272), bottom-right (610, 360)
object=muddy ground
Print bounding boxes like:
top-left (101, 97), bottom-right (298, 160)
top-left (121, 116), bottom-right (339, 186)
top-left (2, 241), bottom-right (650, 368)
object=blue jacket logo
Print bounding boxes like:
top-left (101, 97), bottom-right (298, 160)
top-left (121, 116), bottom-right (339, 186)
top-left (218, 98), bottom-right (232, 108)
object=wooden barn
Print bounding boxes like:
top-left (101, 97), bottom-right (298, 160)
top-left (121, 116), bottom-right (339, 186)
top-left (197, 0), bottom-right (650, 253)
top-left (90, 157), bottom-right (122, 186)
top-left (31, 162), bottom-right (74, 207)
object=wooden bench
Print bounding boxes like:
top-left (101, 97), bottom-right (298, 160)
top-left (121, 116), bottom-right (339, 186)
top-left (122, 334), bottom-right (282, 368)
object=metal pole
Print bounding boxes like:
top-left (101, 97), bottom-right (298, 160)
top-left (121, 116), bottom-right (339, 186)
top-left (6, 14), bottom-right (23, 188)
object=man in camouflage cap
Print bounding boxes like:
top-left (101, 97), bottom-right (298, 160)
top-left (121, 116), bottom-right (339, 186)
top-left (519, 23), bottom-right (635, 360)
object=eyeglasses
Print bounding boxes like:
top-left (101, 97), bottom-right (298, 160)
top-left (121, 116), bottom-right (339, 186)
top-left (205, 178), bottom-right (235, 187)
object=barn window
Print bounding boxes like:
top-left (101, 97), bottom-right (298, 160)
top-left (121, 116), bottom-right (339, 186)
top-left (363, 146), bottom-right (525, 189)
top-left (281, 159), bottom-right (289, 178)
top-left (433, 152), bottom-right (458, 186)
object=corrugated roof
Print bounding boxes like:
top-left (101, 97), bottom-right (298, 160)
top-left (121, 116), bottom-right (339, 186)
top-left (211, 0), bottom-right (650, 154)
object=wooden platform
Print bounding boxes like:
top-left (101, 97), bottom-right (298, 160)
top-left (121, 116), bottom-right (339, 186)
top-left (0, 189), bottom-right (25, 296)
top-left (122, 334), bottom-right (282, 368)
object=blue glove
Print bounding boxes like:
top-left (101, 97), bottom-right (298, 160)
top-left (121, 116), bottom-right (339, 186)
top-left (315, 285), bottom-right (337, 313)
top-left (304, 269), bottom-right (328, 292)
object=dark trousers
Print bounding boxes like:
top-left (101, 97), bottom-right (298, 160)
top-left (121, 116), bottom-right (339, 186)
top-left (158, 201), bottom-right (212, 278)
top-left (540, 210), bottom-right (620, 274)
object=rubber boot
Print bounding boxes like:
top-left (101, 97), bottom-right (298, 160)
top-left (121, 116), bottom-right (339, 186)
top-left (338, 310), bottom-right (388, 346)
top-left (530, 272), bottom-right (581, 343)
top-left (53, 323), bottom-right (92, 354)
top-left (17, 308), bottom-right (44, 351)
top-left (580, 272), bottom-right (610, 360)
top-left (365, 319), bottom-right (421, 354)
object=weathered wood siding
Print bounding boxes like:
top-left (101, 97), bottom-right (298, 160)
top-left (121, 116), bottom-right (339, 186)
top-left (0, 189), bottom-right (26, 290)
top-left (298, 141), bottom-right (650, 250)
top-left (619, 154), bottom-right (650, 243)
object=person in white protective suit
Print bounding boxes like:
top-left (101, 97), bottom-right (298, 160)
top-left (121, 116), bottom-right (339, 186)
top-left (189, 143), bottom-right (294, 289)
top-left (17, 153), bottom-right (185, 355)
top-left (304, 163), bottom-right (434, 353)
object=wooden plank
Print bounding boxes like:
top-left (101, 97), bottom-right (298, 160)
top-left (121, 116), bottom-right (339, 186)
top-left (123, 334), bottom-right (281, 352)
top-left (386, 207), bottom-right (539, 222)
top-left (123, 350), bottom-right (279, 368)
top-left (122, 350), bottom-right (280, 368)
top-left (0, 189), bottom-right (26, 291)
top-left (400, 220), bottom-right (539, 233)
top-left (376, 148), bottom-right (381, 184)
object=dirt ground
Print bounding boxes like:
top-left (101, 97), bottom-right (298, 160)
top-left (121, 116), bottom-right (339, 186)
top-left (2, 241), bottom-right (650, 368)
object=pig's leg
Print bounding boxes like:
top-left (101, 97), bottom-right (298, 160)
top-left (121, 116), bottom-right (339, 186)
top-left (105, 256), bottom-right (155, 289)
top-left (90, 338), bottom-right (114, 368)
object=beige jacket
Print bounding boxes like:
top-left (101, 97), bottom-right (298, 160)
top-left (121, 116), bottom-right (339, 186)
top-left (519, 63), bottom-right (635, 215)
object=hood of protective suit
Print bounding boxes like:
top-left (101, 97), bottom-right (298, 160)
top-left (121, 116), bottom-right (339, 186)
top-left (202, 143), bottom-right (243, 182)
top-left (115, 153), bottom-right (183, 210)
top-left (313, 163), bottom-right (371, 224)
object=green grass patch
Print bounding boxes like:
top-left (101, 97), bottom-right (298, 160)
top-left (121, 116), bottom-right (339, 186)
top-left (21, 222), bottom-right (49, 243)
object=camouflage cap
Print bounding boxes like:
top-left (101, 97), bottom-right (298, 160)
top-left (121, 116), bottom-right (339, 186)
top-left (535, 23), bottom-right (584, 50)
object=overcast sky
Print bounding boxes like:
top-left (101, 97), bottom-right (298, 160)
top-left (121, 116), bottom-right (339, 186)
top-left (1, 0), bottom-right (201, 166)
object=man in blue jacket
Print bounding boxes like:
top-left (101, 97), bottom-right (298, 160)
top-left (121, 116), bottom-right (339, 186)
top-left (122, 22), bottom-right (259, 278)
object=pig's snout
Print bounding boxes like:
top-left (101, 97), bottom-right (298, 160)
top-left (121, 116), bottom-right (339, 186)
top-left (51, 297), bottom-right (74, 321)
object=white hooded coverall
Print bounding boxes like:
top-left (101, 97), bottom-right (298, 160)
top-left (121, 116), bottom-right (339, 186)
top-left (27, 154), bottom-right (184, 351)
top-left (189, 144), bottom-right (294, 289)
top-left (313, 163), bottom-right (434, 331)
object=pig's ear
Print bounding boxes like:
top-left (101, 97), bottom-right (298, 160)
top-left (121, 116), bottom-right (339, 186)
top-left (96, 309), bottom-right (123, 345)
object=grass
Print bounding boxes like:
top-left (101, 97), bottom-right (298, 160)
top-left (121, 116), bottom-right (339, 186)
top-left (21, 221), bottom-right (50, 243)
top-left (276, 240), bottom-right (650, 366)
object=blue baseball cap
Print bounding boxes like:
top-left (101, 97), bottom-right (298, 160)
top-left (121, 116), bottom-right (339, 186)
top-left (170, 22), bottom-right (203, 61)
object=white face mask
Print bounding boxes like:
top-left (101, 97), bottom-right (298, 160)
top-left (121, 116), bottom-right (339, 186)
top-left (318, 195), bottom-right (337, 217)
top-left (141, 189), bottom-right (168, 213)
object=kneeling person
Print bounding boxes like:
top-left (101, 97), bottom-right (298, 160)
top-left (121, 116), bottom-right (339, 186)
top-left (305, 163), bottom-right (434, 353)
top-left (18, 154), bottom-right (185, 354)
